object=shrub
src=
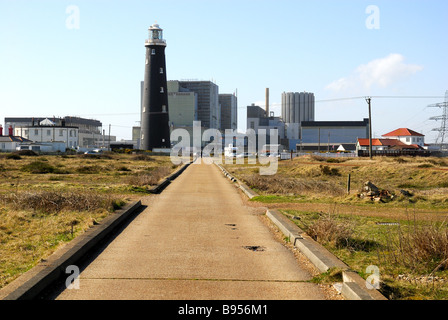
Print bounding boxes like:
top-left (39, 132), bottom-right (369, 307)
top-left (21, 161), bottom-right (56, 174)
top-left (127, 166), bottom-right (172, 186)
top-left (307, 214), bottom-right (354, 248)
top-left (132, 154), bottom-right (154, 161)
top-left (75, 165), bottom-right (101, 174)
top-left (6, 153), bottom-right (21, 160)
top-left (319, 165), bottom-right (340, 176)
top-left (379, 222), bottom-right (448, 273)
top-left (14, 150), bottom-right (38, 156)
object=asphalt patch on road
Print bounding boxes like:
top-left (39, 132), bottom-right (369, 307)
top-left (243, 246), bottom-right (266, 252)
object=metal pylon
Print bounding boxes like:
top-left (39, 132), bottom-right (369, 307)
top-left (429, 90), bottom-right (448, 151)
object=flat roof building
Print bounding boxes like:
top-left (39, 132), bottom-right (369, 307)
top-left (219, 93), bottom-right (238, 131)
top-left (298, 118), bottom-right (370, 152)
top-left (177, 81), bottom-right (220, 130)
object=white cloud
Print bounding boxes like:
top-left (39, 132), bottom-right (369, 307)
top-left (326, 54), bottom-right (423, 93)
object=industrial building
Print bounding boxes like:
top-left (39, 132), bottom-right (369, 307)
top-left (245, 89), bottom-right (371, 153)
top-left (281, 92), bottom-right (315, 125)
top-left (167, 81), bottom-right (198, 127)
top-left (299, 119), bottom-right (370, 152)
top-left (219, 93), bottom-right (238, 131)
top-left (281, 91), bottom-right (315, 150)
top-left (177, 80), bottom-right (220, 130)
top-left (246, 104), bottom-right (285, 147)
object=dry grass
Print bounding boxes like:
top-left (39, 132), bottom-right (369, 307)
top-left (0, 152), bottom-right (178, 289)
top-left (379, 220), bottom-right (448, 273)
top-left (0, 190), bottom-right (124, 213)
top-left (224, 155), bottom-right (448, 208)
top-left (126, 166), bottom-right (174, 187)
top-left (306, 214), bottom-right (354, 248)
top-left (228, 155), bottom-right (448, 299)
top-left (240, 174), bottom-right (345, 197)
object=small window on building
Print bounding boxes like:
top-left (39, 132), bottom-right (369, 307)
top-left (59, 130), bottom-right (63, 136)
top-left (146, 59), bottom-right (149, 65)
top-left (250, 122), bottom-right (255, 129)
top-left (70, 130), bottom-right (73, 137)
top-left (151, 49), bottom-right (156, 55)
top-left (162, 105), bottom-right (167, 113)
top-left (406, 137), bottom-right (410, 142)
top-left (160, 87), bottom-right (164, 93)
top-left (141, 134), bottom-right (144, 140)
top-left (160, 68), bottom-right (164, 74)
top-left (35, 129), bottom-right (39, 135)
top-left (47, 130), bottom-right (51, 136)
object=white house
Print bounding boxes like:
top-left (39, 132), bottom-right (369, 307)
top-left (382, 128), bottom-right (425, 148)
top-left (0, 136), bottom-right (33, 152)
top-left (14, 118), bottom-right (79, 150)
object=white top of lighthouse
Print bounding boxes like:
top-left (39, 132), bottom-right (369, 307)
top-left (145, 23), bottom-right (166, 46)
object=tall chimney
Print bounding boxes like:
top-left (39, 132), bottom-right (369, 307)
top-left (8, 125), bottom-right (13, 136)
top-left (0, 125), bottom-right (3, 136)
top-left (265, 88), bottom-right (269, 117)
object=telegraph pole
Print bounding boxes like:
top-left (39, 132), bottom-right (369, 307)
top-left (366, 97), bottom-right (373, 159)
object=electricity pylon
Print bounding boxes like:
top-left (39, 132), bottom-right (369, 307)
top-left (429, 90), bottom-right (448, 151)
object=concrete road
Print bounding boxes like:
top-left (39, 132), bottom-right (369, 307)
top-left (51, 159), bottom-right (327, 300)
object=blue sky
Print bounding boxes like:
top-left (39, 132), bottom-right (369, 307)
top-left (1, 0), bottom-right (447, 142)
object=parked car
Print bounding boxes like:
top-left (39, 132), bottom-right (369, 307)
top-left (84, 149), bottom-right (102, 155)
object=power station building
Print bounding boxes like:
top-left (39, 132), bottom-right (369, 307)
top-left (245, 89), bottom-right (370, 153)
top-left (281, 91), bottom-right (315, 142)
top-left (219, 93), bottom-right (238, 131)
top-left (177, 81), bottom-right (220, 130)
top-left (246, 104), bottom-right (285, 148)
top-left (299, 118), bottom-right (370, 152)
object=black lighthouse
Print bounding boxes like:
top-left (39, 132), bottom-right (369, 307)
top-left (140, 23), bottom-right (171, 151)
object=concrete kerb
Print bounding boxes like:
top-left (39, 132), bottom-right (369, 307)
top-left (214, 162), bottom-right (387, 300)
top-left (150, 161), bottom-right (192, 194)
top-left (266, 209), bottom-right (387, 300)
top-left (0, 201), bottom-right (142, 300)
top-left (215, 163), bottom-right (257, 199)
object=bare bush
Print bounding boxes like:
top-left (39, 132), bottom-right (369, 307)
top-left (379, 221), bottom-right (448, 273)
top-left (307, 215), bottom-right (354, 248)
top-left (132, 154), bottom-right (154, 161)
top-left (127, 166), bottom-right (172, 186)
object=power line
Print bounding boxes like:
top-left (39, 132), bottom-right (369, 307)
top-left (255, 95), bottom-right (445, 107)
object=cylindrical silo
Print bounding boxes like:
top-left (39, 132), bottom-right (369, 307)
top-left (304, 92), bottom-right (310, 121)
top-left (289, 92), bottom-right (294, 123)
top-left (294, 92), bottom-right (300, 123)
top-left (310, 93), bottom-right (315, 121)
top-left (281, 92), bottom-right (286, 122)
top-left (300, 92), bottom-right (305, 122)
